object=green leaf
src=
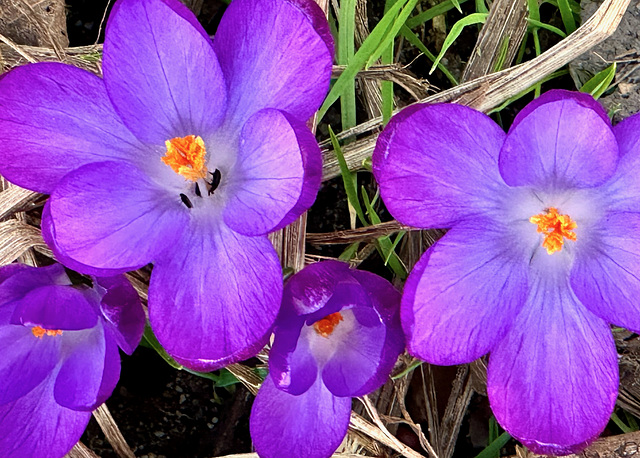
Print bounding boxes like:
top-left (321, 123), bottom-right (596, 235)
top-left (527, 18), bottom-right (567, 38)
top-left (611, 411), bottom-right (634, 434)
top-left (475, 431), bottom-right (511, 458)
top-left (401, 25), bottom-right (458, 85)
top-left (366, 0), bottom-right (421, 68)
top-left (557, 0), bottom-right (576, 34)
top-left (451, 0), bottom-right (462, 13)
top-left (430, 13), bottom-right (488, 74)
top-left (579, 63), bottom-right (616, 99)
top-left (406, 0), bottom-right (470, 28)
top-left (338, 0), bottom-right (358, 131)
top-left (339, 242), bottom-right (361, 261)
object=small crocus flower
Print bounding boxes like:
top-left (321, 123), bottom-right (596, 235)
top-left (0, 0), bottom-right (333, 370)
top-left (0, 262), bottom-right (144, 458)
top-left (371, 90), bottom-right (640, 454)
top-left (250, 260), bottom-right (404, 458)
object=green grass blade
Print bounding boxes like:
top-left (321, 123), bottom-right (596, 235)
top-left (611, 411), bottom-right (634, 434)
top-left (366, 0), bottom-right (420, 68)
top-left (452, 0), bottom-right (462, 13)
top-left (406, 0), bottom-right (470, 28)
top-left (475, 0), bottom-right (488, 13)
top-left (527, 18), bottom-right (567, 38)
top-left (579, 63), bottom-right (616, 99)
top-left (475, 431), bottom-right (511, 458)
top-left (401, 25), bottom-right (458, 85)
top-left (557, 0), bottom-right (576, 34)
top-left (430, 13), bottom-right (488, 73)
top-left (339, 242), bottom-right (361, 261)
top-left (338, 0), bottom-right (358, 131)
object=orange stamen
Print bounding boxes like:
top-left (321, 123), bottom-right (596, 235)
top-left (529, 207), bottom-right (577, 255)
top-left (313, 312), bottom-right (344, 338)
top-left (31, 326), bottom-right (63, 339)
top-left (162, 135), bottom-right (208, 181)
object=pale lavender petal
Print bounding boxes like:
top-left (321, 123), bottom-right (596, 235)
top-left (0, 62), bottom-right (146, 193)
top-left (403, 221), bottom-right (529, 365)
top-left (250, 376), bottom-right (351, 458)
top-left (48, 161), bottom-right (188, 273)
top-left (488, 275), bottom-right (618, 455)
top-left (373, 103), bottom-right (508, 228)
top-left (95, 275), bottom-right (145, 355)
top-left (103, 0), bottom-right (227, 143)
top-left (605, 114), bottom-right (640, 212)
top-left (149, 221), bottom-right (281, 371)
top-left (213, 0), bottom-right (333, 131)
top-left (0, 372), bottom-right (91, 458)
top-left (269, 321), bottom-right (318, 395)
top-left (223, 109), bottom-right (319, 236)
top-left (499, 93), bottom-right (618, 188)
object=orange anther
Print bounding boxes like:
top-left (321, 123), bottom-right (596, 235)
top-left (162, 135), bottom-right (208, 181)
top-left (31, 326), bottom-right (63, 338)
top-left (313, 312), bottom-right (344, 338)
top-left (529, 207), bottom-right (577, 255)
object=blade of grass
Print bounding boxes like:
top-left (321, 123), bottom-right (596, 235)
top-left (475, 0), bottom-right (488, 13)
top-left (557, 0), bottom-right (577, 34)
top-left (401, 25), bottom-right (459, 85)
top-left (366, 0), bottom-right (420, 67)
top-left (405, 0), bottom-right (470, 28)
top-left (611, 411), bottom-right (633, 433)
top-left (381, 0), bottom-right (399, 124)
top-left (452, 0), bottom-right (462, 13)
top-left (430, 13), bottom-right (488, 73)
top-left (527, 0), bottom-right (542, 96)
top-left (475, 431), bottom-right (511, 458)
top-left (527, 18), bottom-right (567, 37)
top-left (338, 0), bottom-right (358, 131)
top-left (579, 62), bottom-right (616, 99)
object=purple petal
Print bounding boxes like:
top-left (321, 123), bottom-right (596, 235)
top-left (0, 263), bottom-right (29, 285)
top-left (10, 284), bottom-right (98, 330)
top-left (373, 103), bottom-right (508, 228)
top-left (571, 212), bottom-right (640, 331)
top-left (223, 109), bottom-right (320, 236)
top-left (269, 321), bottom-right (318, 395)
top-left (148, 222), bottom-right (282, 371)
top-left (94, 275), bottom-right (145, 355)
top-left (403, 221), bottom-right (529, 365)
top-left (213, 0), bottom-right (333, 131)
top-left (103, 0), bottom-right (227, 143)
top-left (0, 62), bottom-right (146, 194)
top-left (488, 276), bottom-right (618, 455)
top-left (605, 114), bottom-right (640, 212)
top-left (47, 161), bottom-right (188, 273)
top-left (0, 372), bottom-right (91, 458)
top-left (250, 376), bottom-right (351, 458)
top-left (499, 94), bottom-right (618, 188)
top-left (54, 325), bottom-right (120, 411)
top-left (0, 326), bottom-right (60, 405)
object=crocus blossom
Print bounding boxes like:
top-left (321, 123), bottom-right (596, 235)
top-left (250, 260), bottom-right (404, 458)
top-left (371, 90), bottom-right (639, 454)
top-left (0, 0), bottom-right (333, 370)
top-left (0, 262), bottom-right (144, 458)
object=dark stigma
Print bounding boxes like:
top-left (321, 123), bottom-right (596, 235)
top-left (195, 182), bottom-right (202, 197)
top-left (208, 169), bottom-right (222, 196)
top-left (180, 193), bottom-right (193, 208)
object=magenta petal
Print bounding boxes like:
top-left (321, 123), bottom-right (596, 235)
top-left (0, 263), bottom-right (30, 286)
top-left (103, 0), bottom-right (227, 143)
top-left (488, 276), bottom-right (618, 455)
top-left (95, 276), bottom-right (145, 355)
top-left (213, 0), bottom-right (333, 131)
top-left (499, 94), bottom-right (618, 188)
top-left (223, 109), bottom-right (319, 236)
top-left (48, 161), bottom-right (188, 272)
top-left (0, 62), bottom-right (145, 193)
top-left (0, 372), bottom-right (91, 458)
top-left (250, 376), bottom-right (351, 458)
top-left (373, 103), bottom-right (508, 228)
top-left (571, 212), bottom-right (640, 332)
top-left (0, 326), bottom-right (60, 405)
top-left (148, 222), bottom-right (282, 371)
top-left (403, 221), bottom-right (529, 365)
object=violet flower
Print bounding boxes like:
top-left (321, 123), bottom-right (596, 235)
top-left (0, 262), bottom-right (144, 458)
top-left (0, 0), bottom-right (333, 370)
top-left (371, 90), bottom-right (640, 454)
top-left (250, 260), bottom-right (404, 458)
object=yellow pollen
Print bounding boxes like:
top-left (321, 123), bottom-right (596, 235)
top-left (313, 312), bottom-right (344, 338)
top-left (31, 326), bottom-right (63, 339)
top-left (529, 207), bottom-right (577, 255)
top-left (162, 135), bottom-right (208, 181)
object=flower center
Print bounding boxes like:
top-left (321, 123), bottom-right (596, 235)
top-left (529, 207), bottom-right (577, 255)
top-left (313, 312), bottom-right (344, 338)
top-left (162, 135), bottom-right (208, 182)
top-left (31, 326), bottom-right (63, 339)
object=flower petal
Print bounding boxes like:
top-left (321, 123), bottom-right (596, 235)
top-left (403, 221), bottom-right (529, 365)
top-left (0, 62), bottom-right (146, 193)
top-left (269, 320), bottom-right (318, 395)
top-left (488, 275), bottom-right (618, 455)
top-left (47, 161), bottom-right (188, 273)
top-left (0, 326), bottom-right (60, 406)
top-left (604, 113), bottom-right (640, 212)
top-left (0, 372), bottom-right (91, 458)
top-left (373, 103), bottom-right (508, 228)
top-left (95, 275), bottom-right (145, 355)
top-left (103, 0), bottom-right (227, 143)
top-left (148, 221), bottom-right (281, 371)
top-left (250, 376), bottom-right (351, 458)
top-left (223, 109), bottom-right (320, 236)
top-left (571, 212), bottom-right (640, 331)
top-left (499, 94), bottom-right (618, 188)
top-left (213, 0), bottom-right (333, 131)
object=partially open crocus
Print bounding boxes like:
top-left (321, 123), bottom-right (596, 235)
top-left (0, 262), bottom-right (144, 458)
top-left (371, 90), bottom-right (640, 454)
top-left (250, 260), bottom-right (404, 458)
top-left (0, 0), bottom-right (333, 370)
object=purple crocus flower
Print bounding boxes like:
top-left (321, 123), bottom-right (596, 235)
top-left (0, 0), bottom-right (333, 370)
top-left (0, 262), bottom-right (144, 458)
top-left (370, 89), bottom-right (640, 454)
top-left (250, 260), bottom-right (404, 458)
